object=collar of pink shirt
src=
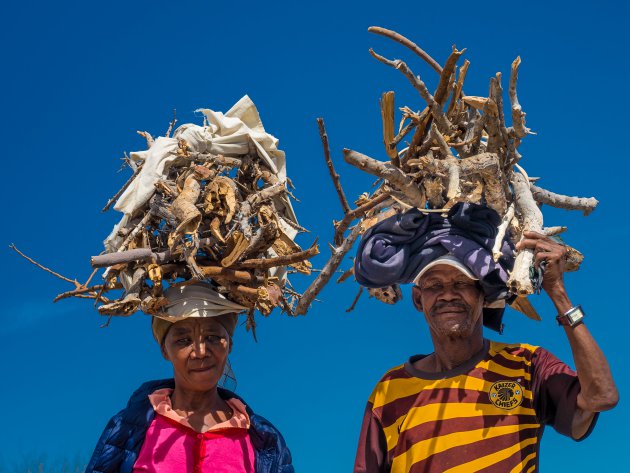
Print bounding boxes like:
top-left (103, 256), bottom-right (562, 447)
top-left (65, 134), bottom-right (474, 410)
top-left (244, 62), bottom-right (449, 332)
top-left (148, 388), bottom-right (251, 432)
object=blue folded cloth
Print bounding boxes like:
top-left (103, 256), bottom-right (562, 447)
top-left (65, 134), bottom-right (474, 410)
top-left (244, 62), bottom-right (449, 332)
top-left (354, 202), bottom-right (515, 302)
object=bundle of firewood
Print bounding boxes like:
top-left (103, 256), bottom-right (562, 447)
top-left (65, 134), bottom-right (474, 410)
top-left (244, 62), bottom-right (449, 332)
top-left (296, 27), bottom-right (599, 319)
top-left (12, 96), bottom-right (320, 330)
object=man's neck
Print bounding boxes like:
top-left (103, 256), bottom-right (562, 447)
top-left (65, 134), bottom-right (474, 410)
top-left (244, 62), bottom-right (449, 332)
top-left (416, 325), bottom-right (486, 373)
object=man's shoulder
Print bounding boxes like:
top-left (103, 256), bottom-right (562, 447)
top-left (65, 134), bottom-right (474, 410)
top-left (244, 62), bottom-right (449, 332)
top-left (488, 339), bottom-right (540, 360)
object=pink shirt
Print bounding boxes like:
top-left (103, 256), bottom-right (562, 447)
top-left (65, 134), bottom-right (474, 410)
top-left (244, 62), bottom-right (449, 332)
top-left (132, 388), bottom-right (256, 473)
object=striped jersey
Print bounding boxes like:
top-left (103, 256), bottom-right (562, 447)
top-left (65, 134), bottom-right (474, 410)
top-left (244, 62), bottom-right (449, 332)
top-left (354, 340), bottom-right (592, 473)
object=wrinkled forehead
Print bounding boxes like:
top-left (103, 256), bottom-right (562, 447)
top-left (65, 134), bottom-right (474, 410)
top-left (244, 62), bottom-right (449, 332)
top-left (418, 264), bottom-right (476, 283)
top-left (169, 317), bottom-right (228, 335)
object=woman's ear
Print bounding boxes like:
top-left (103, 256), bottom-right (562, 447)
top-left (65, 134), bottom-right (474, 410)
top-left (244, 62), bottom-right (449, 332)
top-left (411, 286), bottom-right (424, 312)
top-left (160, 341), bottom-right (170, 361)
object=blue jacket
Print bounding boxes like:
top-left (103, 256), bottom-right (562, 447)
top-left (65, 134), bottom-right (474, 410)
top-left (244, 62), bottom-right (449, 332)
top-left (86, 379), bottom-right (294, 473)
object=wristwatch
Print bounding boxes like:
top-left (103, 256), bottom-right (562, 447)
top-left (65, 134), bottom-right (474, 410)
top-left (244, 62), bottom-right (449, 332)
top-left (556, 305), bottom-right (585, 327)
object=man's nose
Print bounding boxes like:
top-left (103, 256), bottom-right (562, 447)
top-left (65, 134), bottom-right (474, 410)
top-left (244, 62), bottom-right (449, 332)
top-left (437, 283), bottom-right (460, 300)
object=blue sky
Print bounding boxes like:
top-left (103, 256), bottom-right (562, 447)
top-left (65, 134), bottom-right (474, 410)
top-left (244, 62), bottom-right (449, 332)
top-left (1, 0), bottom-right (628, 471)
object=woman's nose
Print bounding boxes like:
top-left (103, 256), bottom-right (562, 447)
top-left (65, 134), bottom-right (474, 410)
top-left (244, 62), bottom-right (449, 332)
top-left (191, 338), bottom-right (207, 357)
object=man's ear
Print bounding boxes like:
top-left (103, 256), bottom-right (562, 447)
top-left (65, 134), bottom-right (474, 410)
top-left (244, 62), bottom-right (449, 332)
top-left (411, 286), bottom-right (424, 312)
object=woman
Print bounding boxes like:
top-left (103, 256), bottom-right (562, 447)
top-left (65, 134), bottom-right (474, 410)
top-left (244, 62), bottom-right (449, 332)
top-left (86, 282), bottom-right (294, 473)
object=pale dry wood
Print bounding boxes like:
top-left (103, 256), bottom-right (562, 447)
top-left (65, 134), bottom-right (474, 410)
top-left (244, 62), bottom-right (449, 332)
top-left (380, 92), bottom-right (399, 166)
top-left (530, 185), bottom-right (598, 215)
top-left (508, 172), bottom-right (543, 294)
top-left (508, 56), bottom-right (530, 139)
top-left (317, 118), bottom-right (351, 214)
top-left (434, 46), bottom-right (466, 106)
top-left (295, 224), bottom-right (363, 315)
top-left (447, 60), bottom-right (470, 117)
top-left (367, 26), bottom-right (443, 74)
top-left (334, 193), bottom-right (391, 246)
top-left (102, 163), bottom-right (145, 213)
top-left (137, 131), bottom-right (154, 148)
top-left (345, 286), bottom-right (364, 313)
top-left (10, 244), bottom-right (79, 286)
top-left (492, 204), bottom-right (515, 262)
top-left (369, 49), bottom-right (452, 132)
top-left (543, 226), bottom-right (567, 236)
top-left (234, 240), bottom-right (319, 269)
top-left (343, 148), bottom-right (424, 207)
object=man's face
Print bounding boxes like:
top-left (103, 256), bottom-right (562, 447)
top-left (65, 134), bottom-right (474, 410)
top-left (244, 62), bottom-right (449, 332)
top-left (161, 317), bottom-right (231, 393)
top-left (412, 264), bottom-right (484, 340)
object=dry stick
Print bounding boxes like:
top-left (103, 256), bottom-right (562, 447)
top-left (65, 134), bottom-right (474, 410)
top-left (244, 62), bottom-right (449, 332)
top-left (380, 92), bottom-right (400, 167)
top-left (54, 283), bottom-right (122, 303)
top-left (530, 185), bottom-right (599, 215)
top-left (9, 244), bottom-right (79, 287)
top-left (234, 240), bottom-right (319, 269)
top-left (492, 203), bottom-right (515, 262)
top-left (200, 266), bottom-right (256, 283)
top-left (369, 49), bottom-right (452, 132)
top-left (430, 124), bottom-right (460, 201)
top-left (434, 46), bottom-right (466, 106)
top-left (165, 109), bottom-right (177, 138)
top-left (508, 56), bottom-right (530, 139)
top-left (317, 118), bottom-right (351, 214)
top-left (345, 286), bottom-right (364, 313)
top-left (367, 26), bottom-right (443, 74)
top-left (508, 173), bottom-right (543, 295)
top-left (343, 149), bottom-right (424, 207)
top-left (101, 163), bottom-right (144, 213)
top-left (334, 193), bottom-right (391, 246)
top-left (447, 60), bottom-right (470, 117)
top-left (543, 226), bottom-right (567, 236)
top-left (137, 131), bottom-right (154, 148)
top-left (336, 266), bottom-right (354, 284)
top-left (295, 224), bottom-right (363, 315)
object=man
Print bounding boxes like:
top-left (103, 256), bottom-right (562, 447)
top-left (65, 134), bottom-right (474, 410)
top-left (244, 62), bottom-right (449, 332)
top-left (353, 230), bottom-right (618, 472)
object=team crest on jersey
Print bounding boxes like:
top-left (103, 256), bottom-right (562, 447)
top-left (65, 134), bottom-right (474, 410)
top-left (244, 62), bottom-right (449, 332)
top-left (489, 380), bottom-right (523, 410)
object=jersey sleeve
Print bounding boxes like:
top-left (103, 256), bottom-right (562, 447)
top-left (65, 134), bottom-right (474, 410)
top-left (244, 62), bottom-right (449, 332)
top-left (531, 346), bottom-right (598, 440)
top-left (354, 401), bottom-right (389, 473)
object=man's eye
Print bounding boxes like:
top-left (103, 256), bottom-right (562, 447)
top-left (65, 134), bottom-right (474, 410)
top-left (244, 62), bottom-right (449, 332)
top-left (455, 281), bottom-right (472, 288)
top-left (423, 283), bottom-right (442, 291)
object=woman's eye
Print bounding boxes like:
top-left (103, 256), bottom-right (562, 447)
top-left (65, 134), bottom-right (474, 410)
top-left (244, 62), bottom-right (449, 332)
top-left (176, 338), bottom-right (191, 346)
top-left (206, 335), bottom-right (223, 345)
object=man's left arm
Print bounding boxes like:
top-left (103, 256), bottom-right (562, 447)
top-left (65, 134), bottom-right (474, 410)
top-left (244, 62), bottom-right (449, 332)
top-left (517, 232), bottom-right (619, 439)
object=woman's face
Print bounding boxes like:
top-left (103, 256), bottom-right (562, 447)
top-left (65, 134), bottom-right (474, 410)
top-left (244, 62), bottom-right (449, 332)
top-left (162, 317), bottom-right (231, 392)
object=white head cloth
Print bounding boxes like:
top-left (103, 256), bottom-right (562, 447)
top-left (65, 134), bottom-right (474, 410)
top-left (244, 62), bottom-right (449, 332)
top-left (155, 282), bottom-right (247, 323)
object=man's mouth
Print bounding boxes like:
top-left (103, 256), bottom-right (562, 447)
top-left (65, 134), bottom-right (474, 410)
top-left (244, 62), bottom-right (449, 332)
top-left (431, 303), bottom-right (469, 316)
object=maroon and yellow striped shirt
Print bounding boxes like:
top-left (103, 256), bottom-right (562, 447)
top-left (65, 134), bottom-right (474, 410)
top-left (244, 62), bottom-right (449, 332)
top-left (354, 340), bottom-right (593, 473)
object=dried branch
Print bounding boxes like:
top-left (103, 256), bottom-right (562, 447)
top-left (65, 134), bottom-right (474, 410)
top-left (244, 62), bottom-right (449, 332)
top-left (101, 163), bottom-right (144, 213)
top-left (343, 148), bottom-right (424, 207)
top-left (492, 203), bottom-right (515, 262)
top-left (508, 172), bottom-right (543, 294)
top-left (369, 49), bottom-right (452, 132)
top-left (137, 131), bottom-right (154, 148)
top-left (530, 185), bottom-right (598, 215)
top-left (367, 26), bottom-right (442, 74)
top-left (235, 240), bottom-right (319, 269)
top-left (54, 283), bottom-right (122, 303)
top-left (317, 118), bottom-right (350, 214)
top-left (380, 92), bottom-right (399, 166)
top-left (334, 193), bottom-right (391, 246)
top-left (508, 56), bottom-right (530, 138)
top-left (543, 226), bottom-right (567, 236)
top-left (447, 60), bottom-right (470, 117)
top-left (345, 286), bottom-right (364, 313)
top-left (434, 46), bottom-right (466, 106)
top-left (165, 109), bottom-right (177, 138)
top-left (295, 224), bottom-right (363, 315)
top-left (10, 244), bottom-right (78, 286)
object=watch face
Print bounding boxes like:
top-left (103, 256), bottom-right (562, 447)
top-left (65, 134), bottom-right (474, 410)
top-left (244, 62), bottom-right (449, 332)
top-left (567, 308), bottom-right (584, 324)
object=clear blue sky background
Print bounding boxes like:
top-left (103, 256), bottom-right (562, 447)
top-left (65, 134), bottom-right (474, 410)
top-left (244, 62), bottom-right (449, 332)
top-left (1, 0), bottom-right (628, 471)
